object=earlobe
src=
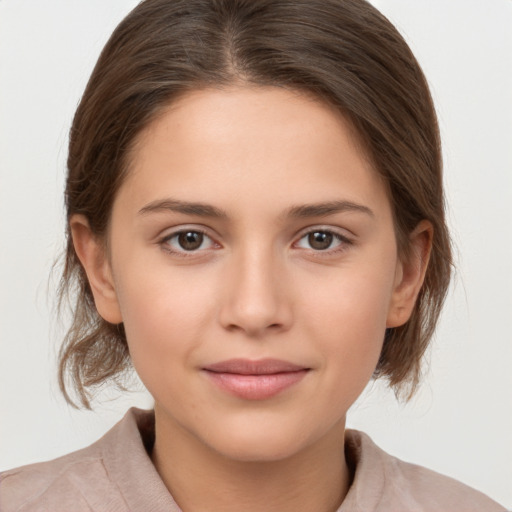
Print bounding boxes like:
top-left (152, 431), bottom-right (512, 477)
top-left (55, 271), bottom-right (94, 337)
top-left (386, 220), bottom-right (433, 328)
top-left (70, 215), bottom-right (123, 324)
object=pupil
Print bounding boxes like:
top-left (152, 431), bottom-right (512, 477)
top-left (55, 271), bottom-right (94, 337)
top-left (309, 231), bottom-right (332, 250)
top-left (178, 231), bottom-right (203, 250)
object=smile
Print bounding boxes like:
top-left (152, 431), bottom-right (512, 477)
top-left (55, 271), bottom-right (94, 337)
top-left (202, 358), bottom-right (310, 400)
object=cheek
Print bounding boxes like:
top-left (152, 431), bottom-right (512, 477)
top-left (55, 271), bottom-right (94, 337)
top-left (305, 262), bottom-right (395, 340)
top-left (303, 263), bottom-right (395, 389)
top-left (113, 263), bottom-right (218, 385)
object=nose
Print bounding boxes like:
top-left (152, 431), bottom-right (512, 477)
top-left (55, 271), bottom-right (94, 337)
top-left (218, 246), bottom-right (293, 338)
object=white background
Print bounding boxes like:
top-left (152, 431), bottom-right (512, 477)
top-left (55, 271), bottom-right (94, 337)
top-left (1, 0), bottom-right (511, 507)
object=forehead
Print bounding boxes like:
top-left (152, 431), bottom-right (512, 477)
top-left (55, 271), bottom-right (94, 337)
top-left (120, 86), bottom-right (390, 218)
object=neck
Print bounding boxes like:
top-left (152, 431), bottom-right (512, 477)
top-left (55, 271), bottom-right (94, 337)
top-left (151, 409), bottom-right (350, 512)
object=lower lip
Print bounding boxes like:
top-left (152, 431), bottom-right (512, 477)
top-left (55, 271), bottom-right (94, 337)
top-left (204, 370), bottom-right (309, 400)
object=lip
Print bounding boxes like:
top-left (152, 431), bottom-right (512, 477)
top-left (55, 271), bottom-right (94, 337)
top-left (202, 358), bottom-right (310, 400)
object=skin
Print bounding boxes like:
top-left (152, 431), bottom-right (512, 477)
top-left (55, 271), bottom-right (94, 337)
top-left (72, 87), bottom-right (431, 512)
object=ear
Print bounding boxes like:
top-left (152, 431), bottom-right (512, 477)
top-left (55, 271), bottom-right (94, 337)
top-left (386, 220), bottom-right (433, 328)
top-left (70, 214), bottom-right (123, 324)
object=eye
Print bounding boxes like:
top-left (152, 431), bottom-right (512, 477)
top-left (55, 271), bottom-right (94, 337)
top-left (295, 229), bottom-right (350, 252)
top-left (161, 229), bottom-right (217, 253)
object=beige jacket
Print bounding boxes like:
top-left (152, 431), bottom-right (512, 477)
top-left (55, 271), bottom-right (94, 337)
top-left (0, 408), bottom-right (506, 511)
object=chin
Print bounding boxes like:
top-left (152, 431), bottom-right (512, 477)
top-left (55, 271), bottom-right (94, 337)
top-left (212, 432), bottom-right (311, 463)
top-left (201, 413), bottom-right (336, 464)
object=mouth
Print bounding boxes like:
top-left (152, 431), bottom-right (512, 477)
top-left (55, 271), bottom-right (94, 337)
top-left (202, 358), bottom-right (310, 400)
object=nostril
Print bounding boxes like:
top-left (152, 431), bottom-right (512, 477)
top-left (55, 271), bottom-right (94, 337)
top-left (223, 320), bottom-right (285, 338)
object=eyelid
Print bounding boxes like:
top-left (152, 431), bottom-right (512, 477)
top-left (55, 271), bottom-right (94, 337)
top-left (294, 224), bottom-right (354, 241)
top-left (292, 225), bottom-right (354, 253)
top-left (156, 224), bottom-right (354, 257)
top-left (158, 225), bottom-right (221, 257)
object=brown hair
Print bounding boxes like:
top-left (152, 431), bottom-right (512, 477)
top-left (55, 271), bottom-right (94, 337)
top-left (59, 0), bottom-right (452, 408)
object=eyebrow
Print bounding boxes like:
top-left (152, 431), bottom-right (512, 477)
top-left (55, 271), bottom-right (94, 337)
top-left (285, 200), bottom-right (374, 219)
top-left (139, 199), bottom-right (228, 218)
top-left (138, 198), bottom-right (374, 219)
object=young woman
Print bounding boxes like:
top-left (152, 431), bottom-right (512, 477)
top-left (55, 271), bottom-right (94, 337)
top-left (0, 0), bottom-right (507, 510)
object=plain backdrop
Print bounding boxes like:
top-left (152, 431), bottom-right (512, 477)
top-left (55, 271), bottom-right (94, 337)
top-left (1, 0), bottom-right (511, 507)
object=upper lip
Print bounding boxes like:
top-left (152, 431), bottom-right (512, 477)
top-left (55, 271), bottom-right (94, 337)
top-left (203, 358), bottom-right (309, 375)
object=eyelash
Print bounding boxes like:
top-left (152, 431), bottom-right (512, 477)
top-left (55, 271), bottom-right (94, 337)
top-left (294, 229), bottom-right (353, 255)
top-left (159, 228), bottom-right (217, 257)
top-left (158, 227), bottom-right (353, 258)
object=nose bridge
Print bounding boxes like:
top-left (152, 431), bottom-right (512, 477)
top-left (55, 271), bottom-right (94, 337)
top-left (219, 239), bottom-right (291, 336)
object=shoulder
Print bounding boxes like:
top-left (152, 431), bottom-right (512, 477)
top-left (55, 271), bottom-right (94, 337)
top-left (0, 434), bottom-right (130, 512)
top-left (377, 449), bottom-right (505, 511)
top-left (0, 445), bottom-right (121, 512)
top-left (0, 408), bottom-right (174, 512)
top-left (343, 429), bottom-right (506, 512)
top-left (0, 409), bottom-right (153, 512)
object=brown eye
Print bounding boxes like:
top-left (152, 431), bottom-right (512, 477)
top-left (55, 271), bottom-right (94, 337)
top-left (295, 229), bottom-right (348, 253)
top-left (161, 229), bottom-right (217, 256)
top-left (307, 231), bottom-right (334, 250)
top-left (177, 231), bottom-right (204, 250)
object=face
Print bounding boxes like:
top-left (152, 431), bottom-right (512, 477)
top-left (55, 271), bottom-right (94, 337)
top-left (79, 87), bottom-right (418, 462)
